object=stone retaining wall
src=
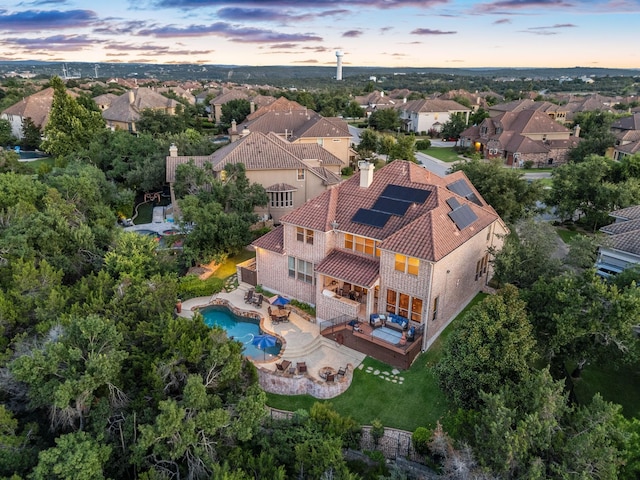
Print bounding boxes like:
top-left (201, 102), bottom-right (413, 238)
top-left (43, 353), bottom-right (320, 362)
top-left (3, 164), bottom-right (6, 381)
top-left (258, 364), bottom-right (353, 399)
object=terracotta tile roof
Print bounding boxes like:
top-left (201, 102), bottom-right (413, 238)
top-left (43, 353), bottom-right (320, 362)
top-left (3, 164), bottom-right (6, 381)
top-left (210, 89), bottom-right (252, 105)
top-left (315, 249), bottom-right (381, 287)
top-left (252, 225), bottom-right (284, 254)
top-left (290, 116), bottom-right (351, 140)
top-left (601, 218), bottom-right (640, 235)
top-left (245, 96), bottom-right (306, 121)
top-left (287, 143), bottom-right (344, 166)
top-left (280, 161), bottom-right (502, 262)
top-left (610, 205), bottom-right (640, 221)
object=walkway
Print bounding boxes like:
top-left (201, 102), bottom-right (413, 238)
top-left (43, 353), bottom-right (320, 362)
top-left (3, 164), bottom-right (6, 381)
top-left (178, 285), bottom-right (366, 382)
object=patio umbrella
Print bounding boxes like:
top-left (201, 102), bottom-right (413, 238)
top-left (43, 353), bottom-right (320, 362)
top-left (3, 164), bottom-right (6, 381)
top-left (269, 294), bottom-right (290, 306)
top-left (252, 334), bottom-right (277, 360)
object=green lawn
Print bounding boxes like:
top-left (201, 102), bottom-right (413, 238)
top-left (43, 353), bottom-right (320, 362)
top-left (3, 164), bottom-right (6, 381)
top-left (213, 249), bottom-right (255, 279)
top-left (419, 147), bottom-right (461, 163)
top-left (572, 362), bottom-right (640, 419)
top-left (22, 157), bottom-right (55, 172)
top-left (265, 293), bottom-right (488, 431)
top-left (556, 228), bottom-right (584, 244)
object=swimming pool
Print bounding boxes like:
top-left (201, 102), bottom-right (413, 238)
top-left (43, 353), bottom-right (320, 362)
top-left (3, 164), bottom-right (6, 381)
top-left (201, 305), bottom-right (282, 360)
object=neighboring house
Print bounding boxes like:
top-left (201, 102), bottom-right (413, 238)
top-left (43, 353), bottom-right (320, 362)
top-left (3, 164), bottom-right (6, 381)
top-left (353, 90), bottom-right (398, 115)
top-left (1, 87), bottom-right (55, 139)
top-left (488, 99), bottom-right (570, 124)
top-left (93, 93), bottom-right (118, 111)
top-left (398, 98), bottom-right (471, 134)
top-left (236, 97), bottom-right (353, 165)
top-left (155, 86), bottom-right (196, 105)
top-left (102, 87), bottom-right (179, 133)
top-left (165, 131), bottom-right (343, 224)
top-left (596, 205), bottom-right (640, 277)
top-left (251, 160), bottom-right (508, 364)
top-left (611, 113), bottom-right (640, 161)
top-left (563, 93), bottom-right (616, 122)
top-left (209, 88), bottom-right (276, 124)
top-left (459, 109), bottom-right (580, 166)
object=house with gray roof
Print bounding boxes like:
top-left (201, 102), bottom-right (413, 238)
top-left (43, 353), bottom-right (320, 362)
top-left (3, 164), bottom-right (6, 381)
top-left (611, 113), bottom-right (640, 161)
top-left (596, 205), bottom-right (640, 277)
top-left (250, 160), bottom-right (508, 366)
top-left (166, 131), bottom-right (343, 224)
top-left (1, 87), bottom-right (60, 139)
top-left (102, 87), bottom-right (179, 133)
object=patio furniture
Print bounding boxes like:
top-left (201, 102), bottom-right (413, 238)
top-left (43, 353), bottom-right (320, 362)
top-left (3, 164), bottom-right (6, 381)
top-left (326, 373), bottom-right (335, 383)
top-left (297, 362), bottom-right (307, 374)
top-left (276, 360), bottom-right (291, 373)
top-left (270, 314), bottom-right (280, 325)
top-left (244, 289), bottom-right (254, 304)
top-left (337, 366), bottom-right (346, 377)
top-left (252, 294), bottom-right (264, 308)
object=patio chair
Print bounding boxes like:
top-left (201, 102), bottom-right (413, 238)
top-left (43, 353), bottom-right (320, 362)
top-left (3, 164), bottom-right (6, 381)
top-left (276, 360), bottom-right (291, 373)
top-left (325, 373), bottom-right (335, 383)
top-left (270, 314), bottom-right (280, 325)
top-left (253, 294), bottom-right (264, 308)
top-left (283, 310), bottom-right (291, 322)
top-left (337, 366), bottom-right (346, 377)
top-left (244, 289), bottom-right (254, 304)
top-left (297, 362), bottom-right (307, 374)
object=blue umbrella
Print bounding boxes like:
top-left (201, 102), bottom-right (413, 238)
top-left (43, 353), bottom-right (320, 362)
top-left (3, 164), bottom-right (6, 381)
top-left (269, 295), bottom-right (290, 306)
top-left (252, 334), bottom-right (277, 360)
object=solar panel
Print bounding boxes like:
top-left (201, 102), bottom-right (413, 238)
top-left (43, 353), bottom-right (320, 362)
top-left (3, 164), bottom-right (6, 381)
top-left (448, 204), bottom-right (478, 230)
top-left (352, 208), bottom-right (391, 228)
top-left (467, 193), bottom-right (483, 206)
top-left (447, 179), bottom-right (473, 198)
top-left (381, 184), bottom-right (431, 204)
top-left (372, 197), bottom-right (412, 216)
top-left (446, 197), bottom-right (461, 210)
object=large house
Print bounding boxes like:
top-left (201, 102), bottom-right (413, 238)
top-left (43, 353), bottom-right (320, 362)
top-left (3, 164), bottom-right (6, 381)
top-left (459, 109), bottom-right (580, 166)
top-left (1, 87), bottom-right (71, 140)
top-left (611, 113), bottom-right (640, 161)
top-left (102, 87), bottom-right (180, 133)
top-left (596, 205), bottom-right (640, 277)
top-left (165, 131), bottom-right (343, 224)
top-left (251, 160), bottom-right (508, 363)
top-left (398, 98), bottom-right (471, 135)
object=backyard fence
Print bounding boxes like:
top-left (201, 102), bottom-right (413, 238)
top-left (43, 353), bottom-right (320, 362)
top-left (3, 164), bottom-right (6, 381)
top-left (267, 408), bottom-right (428, 465)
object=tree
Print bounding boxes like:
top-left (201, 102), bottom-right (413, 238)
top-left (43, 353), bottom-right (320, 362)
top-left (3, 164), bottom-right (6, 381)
top-left (491, 219), bottom-right (563, 289)
top-left (9, 314), bottom-right (128, 431)
top-left (356, 128), bottom-right (380, 159)
top-left (343, 100), bottom-right (364, 119)
top-left (31, 431), bottom-right (112, 480)
top-left (41, 76), bottom-right (105, 158)
top-left (435, 285), bottom-right (537, 409)
top-left (220, 99), bottom-right (251, 127)
top-left (368, 108), bottom-right (400, 132)
top-left (449, 158), bottom-right (543, 223)
top-left (0, 118), bottom-right (15, 146)
top-left (20, 116), bottom-right (42, 150)
top-left (469, 107), bottom-right (489, 126)
top-left (388, 134), bottom-right (416, 163)
top-left (440, 112), bottom-right (468, 140)
top-left (524, 269), bottom-right (640, 377)
top-left (568, 111), bottom-right (617, 162)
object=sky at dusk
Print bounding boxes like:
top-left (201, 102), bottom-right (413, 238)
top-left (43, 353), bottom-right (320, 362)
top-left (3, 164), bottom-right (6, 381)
top-left (0, 0), bottom-right (638, 69)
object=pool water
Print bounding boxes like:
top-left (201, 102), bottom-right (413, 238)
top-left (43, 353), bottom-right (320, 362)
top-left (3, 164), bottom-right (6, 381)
top-left (201, 305), bottom-right (282, 360)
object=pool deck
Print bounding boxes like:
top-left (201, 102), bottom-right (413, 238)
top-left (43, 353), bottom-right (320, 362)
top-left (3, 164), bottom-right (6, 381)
top-left (178, 285), bottom-right (366, 384)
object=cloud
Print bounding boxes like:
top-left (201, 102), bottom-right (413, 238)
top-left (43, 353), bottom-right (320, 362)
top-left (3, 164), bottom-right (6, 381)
top-left (342, 30), bottom-right (362, 38)
top-left (152, 0), bottom-right (448, 9)
top-left (93, 20), bottom-right (153, 36)
top-left (522, 23), bottom-right (576, 33)
top-left (216, 7), bottom-right (313, 22)
top-left (268, 43), bottom-right (298, 49)
top-left (0, 34), bottom-right (94, 51)
top-left (474, 0), bottom-right (574, 14)
top-left (292, 59), bottom-right (320, 64)
top-left (493, 18), bottom-right (511, 24)
top-left (380, 26), bottom-right (394, 34)
top-left (0, 9), bottom-right (98, 31)
top-left (137, 21), bottom-right (322, 43)
top-left (411, 28), bottom-right (456, 35)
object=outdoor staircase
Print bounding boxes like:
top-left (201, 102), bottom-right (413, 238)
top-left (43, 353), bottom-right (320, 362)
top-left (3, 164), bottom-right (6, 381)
top-left (283, 335), bottom-right (364, 365)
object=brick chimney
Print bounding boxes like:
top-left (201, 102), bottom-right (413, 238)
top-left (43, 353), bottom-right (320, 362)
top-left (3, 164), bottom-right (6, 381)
top-left (169, 143), bottom-right (178, 157)
top-left (358, 161), bottom-right (374, 188)
top-left (574, 124), bottom-right (580, 138)
top-left (128, 90), bottom-right (135, 104)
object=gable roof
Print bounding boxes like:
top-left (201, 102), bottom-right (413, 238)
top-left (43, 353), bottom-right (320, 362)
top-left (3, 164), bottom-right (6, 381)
top-left (610, 205), bottom-right (640, 221)
top-left (276, 161), bottom-right (502, 262)
top-left (165, 131), bottom-right (343, 184)
top-left (401, 98), bottom-right (471, 114)
top-left (612, 113), bottom-right (640, 132)
top-left (102, 88), bottom-right (179, 123)
top-left (244, 96), bottom-right (306, 121)
top-left (1, 87), bottom-right (80, 128)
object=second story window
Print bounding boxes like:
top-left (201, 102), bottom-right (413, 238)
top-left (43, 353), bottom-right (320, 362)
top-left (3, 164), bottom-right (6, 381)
top-left (395, 254), bottom-right (419, 275)
top-left (297, 169), bottom-right (305, 181)
top-left (344, 233), bottom-right (380, 257)
top-left (270, 191), bottom-right (293, 208)
top-left (296, 227), bottom-right (314, 245)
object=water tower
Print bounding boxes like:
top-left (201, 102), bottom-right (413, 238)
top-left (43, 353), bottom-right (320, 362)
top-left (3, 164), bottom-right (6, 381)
top-left (335, 50), bottom-right (344, 81)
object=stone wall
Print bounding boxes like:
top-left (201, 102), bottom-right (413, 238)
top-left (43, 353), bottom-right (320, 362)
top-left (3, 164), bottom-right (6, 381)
top-left (258, 364), bottom-right (353, 399)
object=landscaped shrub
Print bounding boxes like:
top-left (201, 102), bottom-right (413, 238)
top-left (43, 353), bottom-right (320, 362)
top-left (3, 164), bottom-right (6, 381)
top-left (523, 160), bottom-right (534, 169)
top-left (310, 402), bottom-right (362, 449)
top-left (251, 226), bottom-right (271, 240)
top-left (412, 426), bottom-right (432, 455)
top-left (290, 299), bottom-right (316, 317)
top-left (178, 274), bottom-right (224, 299)
top-left (415, 139), bottom-right (431, 150)
top-left (371, 419), bottom-right (385, 446)
top-left (341, 166), bottom-right (354, 176)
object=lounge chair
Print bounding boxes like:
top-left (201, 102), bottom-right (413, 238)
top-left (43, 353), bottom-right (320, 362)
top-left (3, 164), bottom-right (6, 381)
top-left (244, 290), bottom-right (254, 304)
top-left (297, 362), bottom-right (307, 374)
top-left (276, 360), bottom-right (291, 373)
top-left (326, 373), bottom-right (335, 383)
top-left (337, 366), bottom-right (346, 377)
top-left (253, 294), bottom-right (263, 308)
